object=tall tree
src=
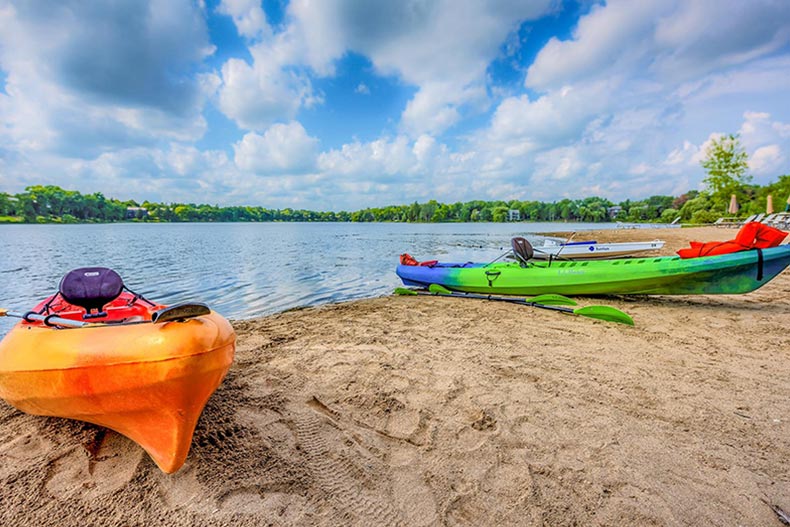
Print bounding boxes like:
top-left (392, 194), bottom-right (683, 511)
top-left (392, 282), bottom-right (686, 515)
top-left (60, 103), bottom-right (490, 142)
top-left (701, 133), bottom-right (751, 212)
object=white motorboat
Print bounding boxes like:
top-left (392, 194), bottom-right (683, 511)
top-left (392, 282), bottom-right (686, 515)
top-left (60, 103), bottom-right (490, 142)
top-left (529, 237), bottom-right (666, 259)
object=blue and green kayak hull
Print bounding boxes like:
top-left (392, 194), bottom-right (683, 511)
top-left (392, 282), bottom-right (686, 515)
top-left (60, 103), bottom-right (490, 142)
top-left (396, 246), bottom-right (790, 295)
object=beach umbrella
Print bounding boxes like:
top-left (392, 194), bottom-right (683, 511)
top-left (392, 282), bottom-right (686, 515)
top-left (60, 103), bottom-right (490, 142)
top-left (766, 194), bottom-right (774, 214)
top-left (728, 194), bottom-right (739, 215)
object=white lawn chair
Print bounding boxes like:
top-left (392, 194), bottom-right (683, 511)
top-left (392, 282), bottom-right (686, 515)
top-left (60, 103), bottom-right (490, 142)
top-left (771, 213), bottom-right (790, 229)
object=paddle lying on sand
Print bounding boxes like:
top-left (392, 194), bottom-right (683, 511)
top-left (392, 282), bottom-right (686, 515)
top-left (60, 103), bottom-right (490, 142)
top-left (394, 288), bottom-right (578, 306)
top-left (393, 285), bottom-right (634, 326)
top-left (0, 302), bottom-right (211, 328)
top-left (394, 287), bottom-right (578, 306)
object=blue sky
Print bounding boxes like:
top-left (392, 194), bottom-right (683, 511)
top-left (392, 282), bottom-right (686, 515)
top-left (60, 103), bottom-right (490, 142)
top-left (1, 0), bottom-right (790, 211)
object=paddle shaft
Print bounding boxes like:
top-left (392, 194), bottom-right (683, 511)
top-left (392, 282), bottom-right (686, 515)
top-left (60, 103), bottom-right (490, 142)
top-left (1, 302), bottom-right (212, 329)
top-left (415, 289), bottom-right (576, 313)
top-left (1, 310), bottom-right (89, 328)
top-left (427, 285), bottom-right (580, 306)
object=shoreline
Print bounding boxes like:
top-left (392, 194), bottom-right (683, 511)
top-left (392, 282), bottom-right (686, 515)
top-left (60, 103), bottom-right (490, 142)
top-left (0, 218), bottom-right (684, 226)
top-left (1, 226), bottom-right (789, 525)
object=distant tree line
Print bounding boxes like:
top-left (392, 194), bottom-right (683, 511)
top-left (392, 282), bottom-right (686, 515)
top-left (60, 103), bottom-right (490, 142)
top-left (0, 186), bottom-right (678, 224)
top-left (0, 182), bottom-right (785, 225)
top-left (1, 136), bottom-right (787, 225)
top-left (0, 185), bottom-right (350, 223)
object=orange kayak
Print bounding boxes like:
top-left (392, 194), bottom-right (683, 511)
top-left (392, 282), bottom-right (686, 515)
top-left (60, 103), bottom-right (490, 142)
top-left (0, 273), bottom-right (235, 474)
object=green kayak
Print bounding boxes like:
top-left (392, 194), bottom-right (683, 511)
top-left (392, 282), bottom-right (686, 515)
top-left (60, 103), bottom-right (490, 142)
top-left (396, 245), bottom-right (790, 295)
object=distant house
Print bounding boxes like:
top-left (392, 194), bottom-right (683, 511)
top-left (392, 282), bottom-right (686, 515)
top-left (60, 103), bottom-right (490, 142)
top-left (607, 206), bottom-right (622, 219)
top-left (508, 209), bottom-right (521, 221)
top-left (126, 206), bottom-right (148, 219)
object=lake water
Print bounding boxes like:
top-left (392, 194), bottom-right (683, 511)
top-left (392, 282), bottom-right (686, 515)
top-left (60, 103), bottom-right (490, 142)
top-left (0, 221), bottom-right (663, 335)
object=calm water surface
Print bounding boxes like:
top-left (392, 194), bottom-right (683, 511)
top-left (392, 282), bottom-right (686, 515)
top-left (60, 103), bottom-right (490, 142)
top-left (0, 221), bottom-right (657, 335)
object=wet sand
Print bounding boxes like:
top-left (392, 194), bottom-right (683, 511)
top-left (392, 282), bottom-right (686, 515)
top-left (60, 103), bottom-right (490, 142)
top-left (1, 226), bottom-right (789, 526)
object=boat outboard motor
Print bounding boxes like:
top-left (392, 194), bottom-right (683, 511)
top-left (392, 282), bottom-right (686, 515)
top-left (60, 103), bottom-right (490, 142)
top-left (511, 237), bottom-right (534, 267)
top-left (58, 267), bottom-right (124, 316)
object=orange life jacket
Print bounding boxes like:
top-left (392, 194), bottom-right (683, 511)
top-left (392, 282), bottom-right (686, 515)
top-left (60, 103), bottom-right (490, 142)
top-left (677, 222), bottom-right (788, 258)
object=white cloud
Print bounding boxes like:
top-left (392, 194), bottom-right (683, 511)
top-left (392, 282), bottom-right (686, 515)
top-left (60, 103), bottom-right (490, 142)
top-left (527, 1), bottom-right (667, 90)
top-left (750, 144), bottom-right (783, 176)
top-left (533, 146), bottom-right (587, 182)
top-left (215, 14), bottom-right (329, 132)
top-left (0, 144), bottom-right (233, 206)
top-left (1, 1), bottom-right (215, 113)
top-left (234, 121), bottom-right (319, 174)
top-left (739, 112), bottom-right (783, 152)
top-left (527, 0), bottom-right (790, 90)
top-left (691, 133), bottom-right (724, 166)
top-left (664, 141), bottom-right (699, 167)
top-left (773, 121), bottom-right (790, 139)
top-left (732, 112), bottom-right (790, 180)
top-left (218, 53), bottom-right (316, 131)
top-left (412, 135), bottom-right (437, 163)
top-left (318, 136), bottom-right (415, 179)
top-left (400, 83), bottom-right (464, 136)
top-left (315, 134), bottom-right (459, 202)
top-left (677, 55), bottom-right (790, 106)
top-left (485, 81), bottom-right (614, 152)
top-left (216, 0), bottom-right (556, 136)
top-left (216, 0), bottom-right (270, 40)
top-left (0, 0), bottom-right (215, 157)
top-left (164, 144), bottom-right (229, 177)
top-left (652, 0), bottom-right (790, 80)
top-left (288, 0), bottom-right (553, 83)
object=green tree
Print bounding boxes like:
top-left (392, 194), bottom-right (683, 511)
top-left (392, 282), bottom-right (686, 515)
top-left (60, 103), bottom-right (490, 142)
top-left (15, 193), bottom-right (37, 222)
top-left (672, 191), bottom-right (697, 211)
top-left (679, 194), bottom-right (712, 222)
top-left (0, 192), bottom-right (12, 216)
top-left (419, 200), bottom-right (438, 222)
top-left (557, 199), bottom-right (576, 221)
top-left (431, 204), bottom-right (451, 222)
top-left (757, 174), bottom-right (790, 214)
top-left (477, 206), bottom-right (493, 221)
top-left (659, 208), bottom-right (679, 223)
top-left (492, 206), bottom-right (509, 222)
top-left (701, 134), bottom-right (751, 214)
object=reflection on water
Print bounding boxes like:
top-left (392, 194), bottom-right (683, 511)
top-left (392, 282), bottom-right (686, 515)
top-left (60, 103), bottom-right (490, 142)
top-left (0, 221), bottom-right (636, 335)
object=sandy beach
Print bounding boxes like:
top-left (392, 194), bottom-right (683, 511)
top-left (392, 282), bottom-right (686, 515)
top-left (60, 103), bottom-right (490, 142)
top-left (1, 225), bottom-right (789, 526)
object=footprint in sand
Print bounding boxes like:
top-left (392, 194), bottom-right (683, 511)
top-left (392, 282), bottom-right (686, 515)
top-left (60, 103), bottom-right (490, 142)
top-left (294, 405), bottom-right (406, 527)
top-left (454, 409), bottom-right (500, 453)
top-left (0, 431), bottom-right (55, 479)
top-left (44, 431), bottom-right (144, 500)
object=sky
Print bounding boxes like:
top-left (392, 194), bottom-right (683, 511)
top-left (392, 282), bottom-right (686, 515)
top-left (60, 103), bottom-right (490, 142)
top-left (1, 0), bottom-right (789, 211)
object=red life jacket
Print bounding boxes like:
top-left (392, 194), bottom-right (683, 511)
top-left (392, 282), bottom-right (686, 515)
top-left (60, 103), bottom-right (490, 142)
top-left (677, 222), bottom-right (788, 258)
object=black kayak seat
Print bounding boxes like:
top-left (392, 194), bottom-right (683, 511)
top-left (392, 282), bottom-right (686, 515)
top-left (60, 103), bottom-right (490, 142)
top-left (511, 237), bottom-right (534, 267)
top-left (59, 267), bottom-right (124, 313)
